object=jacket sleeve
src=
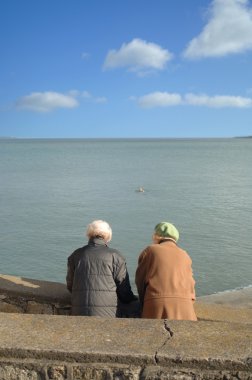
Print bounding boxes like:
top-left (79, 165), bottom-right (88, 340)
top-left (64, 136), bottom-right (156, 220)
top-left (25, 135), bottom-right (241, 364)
top-left (135, 248), bottom-right (149, 305)
top-left (66, 254), bottom-right (75, 293)
top-left (113, 254), bottom-right (136, 303)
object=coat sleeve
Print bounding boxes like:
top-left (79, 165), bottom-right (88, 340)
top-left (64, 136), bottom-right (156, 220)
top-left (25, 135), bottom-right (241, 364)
top-left (184, 251), bottom-right (196, 301)
top-left (66, 254), bottom-right (75, 293)
top-left (135, 248), bottom-right (149, 305)
top-left (113, 254), bottom-right (136, 303)
top-left (189, 260), bottom-right (196, 301)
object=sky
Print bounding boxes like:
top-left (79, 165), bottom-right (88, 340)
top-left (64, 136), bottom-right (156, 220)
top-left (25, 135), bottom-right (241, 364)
top-left (1, 0), bottom-right (252, 138)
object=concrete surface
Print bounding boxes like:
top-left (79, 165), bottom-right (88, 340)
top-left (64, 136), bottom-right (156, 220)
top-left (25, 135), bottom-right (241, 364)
top-left (0, 274), bottom-right (70, 303)
top-left (198, 287), bottom-right (252, 308)
top-left (0, 312), bottom-right (251, 374)
top-left (0, 274), bottom-right (252, 378)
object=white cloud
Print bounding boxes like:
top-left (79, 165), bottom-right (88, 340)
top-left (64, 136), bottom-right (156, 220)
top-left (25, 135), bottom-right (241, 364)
top-left (16, 90), bottom-right (107, 112)
top-left (16, 91), bottom-right (79, 112)
top-left (94, 97), bottom-right (107, 104)
top-left (68, 90), bottom-right (81, 97)
top-left (185, 93), bottom-right (252, 107)
top-left (103, 38), bottom-right (173, 74)
top-left (82, 91), bottom-right (107, 103)
top-left (183, 0), bottom-right (252, 59)
top-left (82, 91), bottom-right (92, 99)
top-left (137, 91), bottom-right (252, 108)
top-left (138, 92), bottom-right (182, 108)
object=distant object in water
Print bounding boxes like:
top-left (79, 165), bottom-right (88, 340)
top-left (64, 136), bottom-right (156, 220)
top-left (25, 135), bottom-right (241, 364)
top-left (136, 187), bottom-right (145, 193)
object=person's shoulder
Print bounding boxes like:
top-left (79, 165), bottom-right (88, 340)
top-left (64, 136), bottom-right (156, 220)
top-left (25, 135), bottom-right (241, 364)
top-left (177, 246), bottom-right (192, 262)
top-left (139, 245), bottom-right (154, 258)
top-left (68, 245), bottom-right (86, 258)
top-left (108, 246), bottom-right (126, 261)
top-left (148, 243), bottom-right (158, 250)
top-left (145, 243), bottom-right (161, 253)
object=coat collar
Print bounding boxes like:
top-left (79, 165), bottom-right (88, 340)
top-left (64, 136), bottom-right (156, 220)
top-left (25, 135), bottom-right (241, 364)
top-left (159, 238), bottom-right (177, 245)
top-left (88, 237), bottom-right (108, 246)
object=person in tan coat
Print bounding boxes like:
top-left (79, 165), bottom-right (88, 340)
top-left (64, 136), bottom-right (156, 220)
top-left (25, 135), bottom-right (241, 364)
top-left (135, 222), bottom-right (197, 320)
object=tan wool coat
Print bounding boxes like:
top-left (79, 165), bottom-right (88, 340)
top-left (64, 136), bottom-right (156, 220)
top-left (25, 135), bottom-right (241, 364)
top-left (135, 240), bottom-right (197, 320)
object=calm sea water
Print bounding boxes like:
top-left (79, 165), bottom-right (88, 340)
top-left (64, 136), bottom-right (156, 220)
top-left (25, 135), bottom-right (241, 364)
top-left (0, 138), bottom-right (251, 296)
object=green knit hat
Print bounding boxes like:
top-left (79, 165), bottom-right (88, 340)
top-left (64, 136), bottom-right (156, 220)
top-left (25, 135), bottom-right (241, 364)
top-left (154, 222), bottom-right (179, 242)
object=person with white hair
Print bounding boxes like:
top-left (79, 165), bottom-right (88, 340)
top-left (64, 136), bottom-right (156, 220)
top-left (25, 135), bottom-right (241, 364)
top-left (66, 220), bottom-right (137, 317)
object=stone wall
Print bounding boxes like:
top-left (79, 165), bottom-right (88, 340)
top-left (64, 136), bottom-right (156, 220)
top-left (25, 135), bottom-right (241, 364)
top-left (1, 274), bottom-right (252, 323)
top-left (0, 313), bottom-right (251, 380)
top-left (0, 274), bottom-right (251, 380)
top-left (0, 361), bottom-right (251, 380)
top-left (0, 274), bottom-right (71, 315)
top-left (0, 274), bottom-right (140, 318)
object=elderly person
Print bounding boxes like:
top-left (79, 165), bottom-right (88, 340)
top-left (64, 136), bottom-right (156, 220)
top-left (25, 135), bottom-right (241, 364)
top-left (66, 220), bottom-right (136, 317)
top-left (135, 222), bottom-right (197, 320)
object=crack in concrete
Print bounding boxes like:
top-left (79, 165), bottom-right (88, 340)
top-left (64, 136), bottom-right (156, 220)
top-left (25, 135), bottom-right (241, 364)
top-left (154, 319), bottom-right (174, 364)
top-left (164, 319), bottom-right (174, 338)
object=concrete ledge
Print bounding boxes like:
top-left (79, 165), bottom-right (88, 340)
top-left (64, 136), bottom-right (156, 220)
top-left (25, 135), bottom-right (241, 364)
top-left (198, 288), bottom-right (252, 308)
top-left (1, 274), bottom-right (252, 379)
top-left (0, 313), bottom-right (251, 379)
top-left (0, 274), bottom-right (142, 317)
top-left (0, 274), bottom-right (70, 303)
top-left (0, 274), bottom-right (71, 315)
top-left (1, 274), bottom-right (252, 323)
top-left (194, 302), bottom-right (252, 324)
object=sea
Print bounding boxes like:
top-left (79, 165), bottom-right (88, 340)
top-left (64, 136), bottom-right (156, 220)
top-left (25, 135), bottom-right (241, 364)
top-left (0, 138), bottom-right (251, 297)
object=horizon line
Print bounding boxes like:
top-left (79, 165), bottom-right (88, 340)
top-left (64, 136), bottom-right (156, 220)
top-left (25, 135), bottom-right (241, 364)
top-left (1, 136), bottom-right (251, 140)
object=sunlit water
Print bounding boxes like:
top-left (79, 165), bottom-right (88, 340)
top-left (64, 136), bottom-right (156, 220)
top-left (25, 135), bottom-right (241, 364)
top-left (1, 138), bottom-right (251, 296)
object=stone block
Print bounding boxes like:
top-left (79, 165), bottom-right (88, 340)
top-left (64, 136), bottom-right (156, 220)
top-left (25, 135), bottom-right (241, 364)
top-left (72, 364), bottom-right (141, 380)
top-left (54, 305), bottom-right (71, 315)
top-left (156, 320), bottom-right (252, 371)
top-left (141, 366), bottom-right (252, 379)
top-left (47, 365), bottom-right (67, 379)
top-left (0, 365), bottom-right (43, 380)
top-left (73, 366), bottom-right (109, 380)
top-left (0, 300), bottom-right (24, 313)
top-left (26, 301), bottom-right (53, 314)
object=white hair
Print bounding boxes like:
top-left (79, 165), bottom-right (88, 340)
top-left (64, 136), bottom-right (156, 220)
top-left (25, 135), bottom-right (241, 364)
top-left (86, 220), bottom-right (112, 242)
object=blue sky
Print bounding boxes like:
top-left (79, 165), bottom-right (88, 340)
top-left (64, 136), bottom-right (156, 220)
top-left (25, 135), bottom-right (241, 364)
top-left (1, 0), bottom-right (252, 138)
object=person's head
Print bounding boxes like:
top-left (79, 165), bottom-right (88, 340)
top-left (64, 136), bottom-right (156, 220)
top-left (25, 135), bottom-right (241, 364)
top-left (152, 222), bottom-right (179, 243)
top-left (86, 220), bottom-right (112, 243)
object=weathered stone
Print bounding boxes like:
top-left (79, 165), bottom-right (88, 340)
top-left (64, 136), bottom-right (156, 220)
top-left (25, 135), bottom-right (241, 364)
top-left (0, 273), bottom-right (71, 304)
top-left (72, 364), bottom-right (141, 380)
top-left (47, 365), bottom-right (67, 379)
top-left (0, 313), bottom-right (167, 365)
top-left (54, 306), bottom-right (71, 315)
top-left (141, 366), bottom-right (252, 380)
top-left (112, 366), bottom-right (141, 380)
top-left (156, 320), bottom-right (252, 372)
top-left (0, 274), bottom-right (251, 380)
top-left (0, 300), bottom-right (24, 313)
top-left (26, 301), bottom-right (53, 314)
top-left (73, 366), bottom-right (110, 380)
top-left (195, 302), bottom-right (252, 324)
top-left (0, 365), bottom-right (43, 380)
top-left (1, 274), bottom-right (252, 322)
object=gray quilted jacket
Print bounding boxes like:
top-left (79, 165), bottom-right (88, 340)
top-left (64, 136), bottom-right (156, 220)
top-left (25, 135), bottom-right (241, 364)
top-left (66, 237), bottom-right (135, 317)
